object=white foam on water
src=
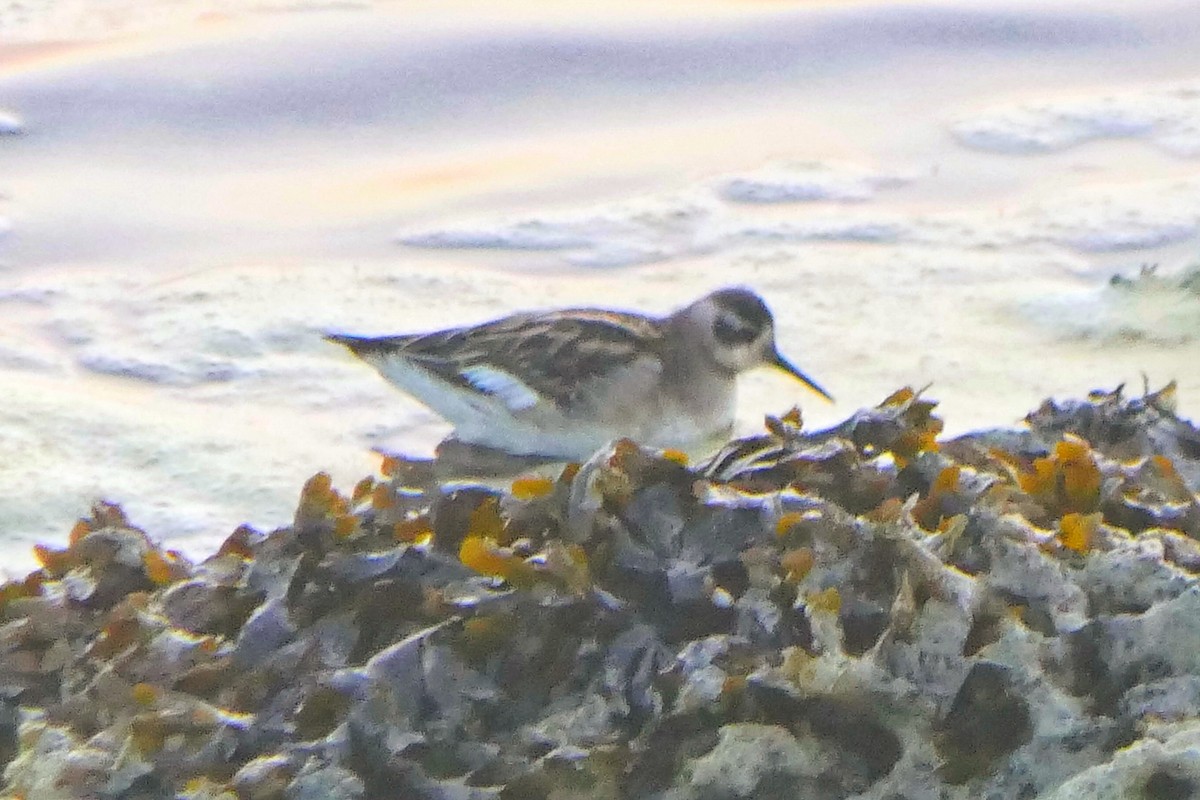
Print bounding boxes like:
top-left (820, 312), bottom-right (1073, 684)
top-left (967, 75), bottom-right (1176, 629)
top-left (718, 163), bottom-right (912, 204)
top-left (398, 193), bottom-right (720, 268)
top-left (953, 83), bottom-right (1200, 157)
top-left (1021, 264), bottom-right (1200, 347)
top-left (0, 111), bottom-right (22, 135)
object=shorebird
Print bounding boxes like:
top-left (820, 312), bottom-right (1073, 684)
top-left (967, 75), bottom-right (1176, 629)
top-left (326, 287), bottom-right (832, 459)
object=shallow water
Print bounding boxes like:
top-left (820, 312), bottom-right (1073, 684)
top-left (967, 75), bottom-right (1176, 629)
top-left (2, 0), bottom-right (1199, 576)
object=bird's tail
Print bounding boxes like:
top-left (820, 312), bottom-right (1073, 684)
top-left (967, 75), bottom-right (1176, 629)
top-left (324, 332), bottom-right (420, 362)
top-left (324, 332), bottom-right (374, 356)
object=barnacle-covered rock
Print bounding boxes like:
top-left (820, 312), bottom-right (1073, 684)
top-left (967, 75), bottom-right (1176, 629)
top-left (664, 722), bottom-right (837, 800)
top-left (1037, 724), bottom-right (1200, 800)
top-left (2, 385), bottom-right (1199, 799)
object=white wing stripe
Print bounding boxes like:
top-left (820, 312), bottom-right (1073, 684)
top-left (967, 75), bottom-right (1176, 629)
top-left (460, 365), bottom-right (540, 411)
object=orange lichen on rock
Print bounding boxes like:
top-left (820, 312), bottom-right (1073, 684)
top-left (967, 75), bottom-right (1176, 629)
top-left (459, 615), bottom-right (514, 662)
top-left (352, 476), bottom-right (375, 505)
top-left (298, 472), bottom-right (335, 513)
top-left (68, 519), bottom-right (92, 546)
top-left (91, 500), bottom-right (130, 530)
top-left (0, 383), bottom-right (1197, 798)
top-left (661, 449), bottom-right (690, 466)
top-left (511, 475), bottom-right (555, 500)
top-left (1135, 455), bottom-right (1193, 502)
top-left (85, 616), bottom-right (139, 659)
top-left (808, 586), bottom-right (842, 614)
top-left (866, 496), bottom-right (906, 523)
top-left (468, 496), bottom-right (509, 544)
top-left (393, 516), bottom-right (433, 543)
top-left (1057, 438), bottom-right (1103, 509)
top-left (32, 543), bottom-right (72, 577)
top-left (379, 454), bottom-right (401, 478)
top-left (458, 536), bottom-right (502, 575)
top-left (892, 429), bottom-right (942, 467)
top-left (295, 471), bottom-right (361, 539)
top-left (932, 465), bottom-right (963, 494)
top-left (1058, 512), bottom-right (1102, 554)
top-left (534, 541), bottom-right (592, 593)
top-left (775, 511), bottom-right (806, 537)
top-left (781, 547), bottom-right (815, 581)
top-left (130, 713), bottom-right (167, 755)
top-left (1017, 435), bottom-right (1103, 515)
top-left (142, 549), bottom-right (188, 586)
top-left (132, 682), bottom-right (161, 707)
top-left (0, 581), bottom-right (32, 612)
top-left (370, 483), bottom-right (395, 511)
top-left (333, 514), bottom-right (359, 540)
top-left (216, 526), bottom-right (256, 560)
top-left (21, 572), bottom-right (45, 597)
top-left (765, 406), bottom-right (805, 440)
top-left (879, 388), bottom-right (944, 466)
top-left (913, 465), bottom-right (962, 531)
top-left (880, 387), bottom-right (917, 406)
top-left (182, 778), bottom-right (237, 799)
top-left (458, 536), bottom-right (536, 586)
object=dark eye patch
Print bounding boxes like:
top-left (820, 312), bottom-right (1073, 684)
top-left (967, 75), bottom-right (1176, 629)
top-left (713, 313), bottom-right (760, 345)
top-left (710, 288), bottom-right (772, 329)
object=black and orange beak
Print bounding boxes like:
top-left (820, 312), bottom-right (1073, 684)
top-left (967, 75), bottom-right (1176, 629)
top-left (772, 352), bottom-right (834, 403)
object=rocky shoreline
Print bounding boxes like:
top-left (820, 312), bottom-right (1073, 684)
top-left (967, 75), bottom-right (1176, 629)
top-left (3, 385), bottom-right (1200, 799)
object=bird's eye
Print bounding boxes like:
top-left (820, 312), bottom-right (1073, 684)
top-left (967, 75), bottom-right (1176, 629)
top-left (712, 313), bottom-right (759, 345)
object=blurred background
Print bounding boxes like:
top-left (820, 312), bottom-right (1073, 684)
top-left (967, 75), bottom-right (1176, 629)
top-left (2, 0), bottom-right (1198, 573)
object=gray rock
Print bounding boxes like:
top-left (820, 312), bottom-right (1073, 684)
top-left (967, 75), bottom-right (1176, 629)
top-left (667, 723), bottom-right (837, 800)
